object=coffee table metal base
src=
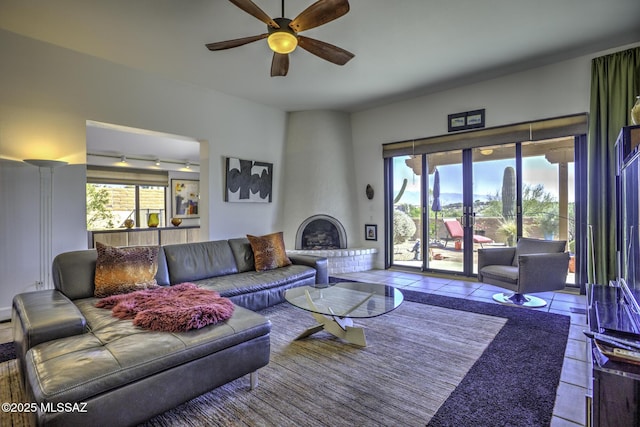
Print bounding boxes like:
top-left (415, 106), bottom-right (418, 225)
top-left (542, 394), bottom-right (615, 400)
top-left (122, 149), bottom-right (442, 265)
top-left (294, 312), bottom-right (367, 347)
top-left (294, 289), bottom-right (369, 346)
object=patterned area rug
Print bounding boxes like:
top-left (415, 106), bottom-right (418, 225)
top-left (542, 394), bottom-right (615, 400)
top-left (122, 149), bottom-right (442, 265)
top-left (0, 359), bottom-right (28, 426)
top-left (0, 289), bottom-right (570, 427)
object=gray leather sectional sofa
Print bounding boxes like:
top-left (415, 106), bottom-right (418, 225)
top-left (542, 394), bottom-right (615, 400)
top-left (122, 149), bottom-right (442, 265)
top-left (12, 238), bottom-right (328, 426)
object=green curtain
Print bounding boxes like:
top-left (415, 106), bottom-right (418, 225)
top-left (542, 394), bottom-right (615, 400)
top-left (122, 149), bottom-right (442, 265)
top-left (588, 47), bottom-right (640, 284)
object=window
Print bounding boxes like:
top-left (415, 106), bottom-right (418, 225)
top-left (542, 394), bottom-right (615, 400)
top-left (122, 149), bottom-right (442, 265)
top-left (383, 114), bottom-right (587, 286)
top-left (86, 166), bottom-right (168, 230)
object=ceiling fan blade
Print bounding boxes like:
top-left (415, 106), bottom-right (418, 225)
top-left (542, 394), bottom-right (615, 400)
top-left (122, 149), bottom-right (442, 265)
top-left (298, 35), bottom-right (354, 65)
top-left (289, 0), bottom-right (350, 32)
top-left (228, 0), bottom-right (280, 28)
top-left (271, 53), bottom-right (289, 77)
top-left (206, 33), bottom-right (267, 51)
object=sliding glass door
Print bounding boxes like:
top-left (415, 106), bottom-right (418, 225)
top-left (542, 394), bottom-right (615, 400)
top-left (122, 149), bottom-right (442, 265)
top-left (470, 145), bottom-right (517, 274)
top-left (387, 137), bottom-right (578, 284)
top-left (426, 151), bottom-right (464, 273)
top-left (520, 138), bottom-right (576, 284)
top-left (390, 156), bottom-right (423, 268)
top-left (421, 147), bottom-right (518, 276)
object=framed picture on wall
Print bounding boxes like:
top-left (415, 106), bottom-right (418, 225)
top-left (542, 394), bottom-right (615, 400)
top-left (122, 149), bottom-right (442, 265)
top-left (171, 179), bottom-right (199, 218)
top-left (224, 157), bottom-right (273, 203)
top-left (447, 112), bottom-right (467, 132)
top-left (448, 108), bottom-right (485, 132)
top-left (365, 224), bottom-right (377, 241)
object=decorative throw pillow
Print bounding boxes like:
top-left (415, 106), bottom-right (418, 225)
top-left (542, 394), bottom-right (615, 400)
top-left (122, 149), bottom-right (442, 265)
top-left (94, 242), bottom-right (160, 298)
top-left (246, 232), bottom-right (292, 271)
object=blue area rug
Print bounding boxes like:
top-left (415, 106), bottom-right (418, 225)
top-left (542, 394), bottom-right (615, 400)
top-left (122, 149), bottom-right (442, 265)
top-left (329, 277), bottom-right (571, 427)
top-left (0, 341), bottom-right (15, 363)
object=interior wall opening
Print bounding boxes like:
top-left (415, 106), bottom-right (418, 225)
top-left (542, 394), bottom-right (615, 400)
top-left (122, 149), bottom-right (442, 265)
top-left (85, 120), bottom-right (202, 241)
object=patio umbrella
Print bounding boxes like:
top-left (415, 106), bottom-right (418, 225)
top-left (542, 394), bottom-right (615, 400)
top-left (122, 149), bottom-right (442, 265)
top-left (431, 168), bottom-right (442, 240)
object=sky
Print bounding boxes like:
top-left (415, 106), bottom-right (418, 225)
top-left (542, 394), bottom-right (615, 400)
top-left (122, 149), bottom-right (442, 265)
top-left (394, 155), bottom-right (575, 206)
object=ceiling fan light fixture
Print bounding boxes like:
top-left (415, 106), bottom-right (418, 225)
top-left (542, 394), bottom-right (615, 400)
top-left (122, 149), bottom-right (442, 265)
top-left (267, 29), bottom-right (297, 54)
top-left (267, 17), bottom-right (298, 54)
top-left (207, 0), bottom-right (353, 75)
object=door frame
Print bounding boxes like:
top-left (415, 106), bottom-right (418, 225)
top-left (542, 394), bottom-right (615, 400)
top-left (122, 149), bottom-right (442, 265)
top-left (385, 137), bottom-right (586, 288)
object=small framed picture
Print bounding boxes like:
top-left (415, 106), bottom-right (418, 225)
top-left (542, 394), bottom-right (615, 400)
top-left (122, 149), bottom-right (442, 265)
top-left (171, 179), bottom-right (200, 218)
top-left (465, 109), bottom-right (485, 129)
top-left (365, 224), bottom-right (377, 241)
top-left (447, 112), bottom-right (467, 132)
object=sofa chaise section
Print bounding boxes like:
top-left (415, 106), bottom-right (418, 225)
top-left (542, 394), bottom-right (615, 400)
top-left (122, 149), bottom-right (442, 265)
top-left (24, 301), bottom-right (270, 427)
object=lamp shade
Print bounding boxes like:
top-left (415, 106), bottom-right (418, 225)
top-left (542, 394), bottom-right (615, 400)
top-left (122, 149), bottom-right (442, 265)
top-left (24, 159), bottom-right (68, 168)
top-left (267, 31), bottom-right (298, 54)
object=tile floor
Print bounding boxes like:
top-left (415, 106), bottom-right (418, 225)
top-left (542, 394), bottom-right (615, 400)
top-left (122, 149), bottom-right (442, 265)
top-left (0, 268), bottom-right (589, 426)
top-left (331, 269), bottom-right (589, 427)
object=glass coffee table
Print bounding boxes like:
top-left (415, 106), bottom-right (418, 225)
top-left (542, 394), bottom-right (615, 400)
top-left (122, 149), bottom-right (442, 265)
top-left (284, 282), bottom-right (404, 347)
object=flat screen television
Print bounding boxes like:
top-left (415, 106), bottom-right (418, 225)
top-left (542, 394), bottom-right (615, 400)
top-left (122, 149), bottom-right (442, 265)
top-left (618, 126), bottom-right (640, 291)
top-left (604, 126), bottom-right (640, 336)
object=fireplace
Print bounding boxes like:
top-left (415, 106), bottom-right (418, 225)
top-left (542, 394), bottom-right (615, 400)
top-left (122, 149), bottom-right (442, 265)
top-left (289, 215), bottom-right (376, 274)
top-left (295, 215), bottom-right (347, 250)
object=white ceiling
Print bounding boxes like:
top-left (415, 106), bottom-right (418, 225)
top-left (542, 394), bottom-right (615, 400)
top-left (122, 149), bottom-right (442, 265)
top-left (2, 0), bottom-right (640, 114)
top-left (85, 121), bottom-right (201, 168)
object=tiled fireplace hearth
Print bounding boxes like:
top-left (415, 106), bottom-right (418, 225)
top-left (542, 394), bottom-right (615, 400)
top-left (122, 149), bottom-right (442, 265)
top-left (290, 215), bottom-right (377, 274)
top-left (287, 247), bottom-right (378, 275)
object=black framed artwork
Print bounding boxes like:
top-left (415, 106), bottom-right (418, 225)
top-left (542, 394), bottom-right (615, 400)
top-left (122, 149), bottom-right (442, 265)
top-left (447, 112), bottom-right (467, 132)
top-left (224, 157), bottom-right (273, 203)
top-left (448, 109), bottom-right (485, 132)
top-left (365, 224), bottom-right (377, 241)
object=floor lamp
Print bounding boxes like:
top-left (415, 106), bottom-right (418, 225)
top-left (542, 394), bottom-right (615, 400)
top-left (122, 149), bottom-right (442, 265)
top-left (24, 159), bottom-right (68, 290)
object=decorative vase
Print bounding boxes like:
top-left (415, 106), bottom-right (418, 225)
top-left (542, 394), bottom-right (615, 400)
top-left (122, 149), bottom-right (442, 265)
top-left (147, 213), bottom-right (160, 228)
top-left (632, 96), bottom-right (640, 125)
top-left (171, 217), bottom-right (182, 227)
top-left (124, 219), bottom-right (134, 229)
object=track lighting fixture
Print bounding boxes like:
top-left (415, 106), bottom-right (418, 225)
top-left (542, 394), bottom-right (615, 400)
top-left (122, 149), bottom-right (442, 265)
top-left (87, 152), bottom-right (199, 170)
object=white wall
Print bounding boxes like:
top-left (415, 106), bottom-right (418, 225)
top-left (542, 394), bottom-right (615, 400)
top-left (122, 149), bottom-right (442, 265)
top-left (281, 111), bottom-right (358, 248)
top-left (351, 42), bottom-right (640, 268)
top-left (0, 29), bottom-right (287, 319)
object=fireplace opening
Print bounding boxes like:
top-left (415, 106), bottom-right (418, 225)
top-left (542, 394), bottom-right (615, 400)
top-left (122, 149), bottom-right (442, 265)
top-left (295, 215), bottom-right (347, 250)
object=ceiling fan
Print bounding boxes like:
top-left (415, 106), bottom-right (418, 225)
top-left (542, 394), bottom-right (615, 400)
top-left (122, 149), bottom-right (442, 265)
top-left (206, 0), bottom-right (354, 77)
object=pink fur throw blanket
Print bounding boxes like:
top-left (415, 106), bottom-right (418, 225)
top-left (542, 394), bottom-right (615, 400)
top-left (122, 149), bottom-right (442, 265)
top-left (95, 283), bottom-right (235, 332)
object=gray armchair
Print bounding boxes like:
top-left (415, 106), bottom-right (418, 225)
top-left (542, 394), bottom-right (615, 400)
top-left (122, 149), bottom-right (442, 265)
top-left (477, 237), bottom-right (570, 308)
